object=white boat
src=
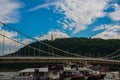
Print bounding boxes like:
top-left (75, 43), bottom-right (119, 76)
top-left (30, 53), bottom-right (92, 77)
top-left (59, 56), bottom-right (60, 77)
top-left (104, 71), bottom-right (119, 80)
top-left (2, 62), bottom-right (106, 80)
top-left (19, 67), bottom-right (60, 80)
top-left (62, 67), bottom-right (104, 80)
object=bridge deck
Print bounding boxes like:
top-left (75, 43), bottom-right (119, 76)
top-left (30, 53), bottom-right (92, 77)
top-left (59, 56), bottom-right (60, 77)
top-left (0, 57), bottom-right (120, 65)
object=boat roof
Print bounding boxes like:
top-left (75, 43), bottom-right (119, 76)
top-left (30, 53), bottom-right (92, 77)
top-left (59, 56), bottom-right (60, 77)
top-left (64, 67), bottom-right (93, 72)
top-left (19, 68), bottom-right (48, 72)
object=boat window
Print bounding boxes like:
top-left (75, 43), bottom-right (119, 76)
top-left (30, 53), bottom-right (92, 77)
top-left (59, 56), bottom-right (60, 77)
top-left (53, 72), bottom-right (57, 75)
top-left (63, 71), bottom-right (72, 76)
top-left (72, 72), bottom-right (79, 75)
top-left (80, 71), bottom-right (89, 75)
top-left (39, 72), bottom-right (44, 76)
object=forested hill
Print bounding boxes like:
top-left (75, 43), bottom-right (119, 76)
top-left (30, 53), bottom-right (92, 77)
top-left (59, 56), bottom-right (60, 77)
top-left (9, 38), bottom-right (120, 57)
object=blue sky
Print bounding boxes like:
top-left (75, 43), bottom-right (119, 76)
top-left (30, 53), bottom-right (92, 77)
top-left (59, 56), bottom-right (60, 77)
top-left (0, 0), bottom-right (120, 41)
top-left (0, 0), bottom-right (120, 55)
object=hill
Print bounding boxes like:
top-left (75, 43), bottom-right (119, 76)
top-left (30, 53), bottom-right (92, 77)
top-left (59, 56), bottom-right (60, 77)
top-left (8, 37), bottom-right (120, 57)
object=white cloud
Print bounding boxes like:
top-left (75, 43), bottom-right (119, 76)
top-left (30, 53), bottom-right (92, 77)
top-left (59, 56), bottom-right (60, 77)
top-left (0, 29), bottom-right (18, 38)
top-left (28, 0), bottom-right (109, 34)
top-left (28, 3), bottom-right (55, 12)
top-left (54, 0), bottom-right (109, 34)
top-left (35, 30), bottom-right (70, 40)
top-left (0, 35), bottom-right (22, 55)
top-left (0, 26), bottom-right (20, 55)
top-left (93, 25), bottom-right (120, 39)
top-left (0, 0), bottom-right (22, 23)
top-left (21, 38), bottom-right (33, 45)
top-left (0, 0), bottom-right (22, 55)
top-left (108, 3), bottom-right (120, 21)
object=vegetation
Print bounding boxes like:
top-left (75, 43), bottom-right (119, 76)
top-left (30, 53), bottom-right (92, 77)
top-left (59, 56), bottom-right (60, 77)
top-left (9, 37), bottom-right (120, 58)
top-left (2, 37), bottom-right (120, 71)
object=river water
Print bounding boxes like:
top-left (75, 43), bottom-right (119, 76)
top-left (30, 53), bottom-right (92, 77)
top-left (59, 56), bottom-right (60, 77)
top-left (0, 71), bottom-right (119, 80)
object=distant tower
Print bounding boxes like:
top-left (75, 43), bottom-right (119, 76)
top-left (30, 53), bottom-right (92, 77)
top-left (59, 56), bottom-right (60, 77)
top-left (51, 34), bottom-right (54, 40)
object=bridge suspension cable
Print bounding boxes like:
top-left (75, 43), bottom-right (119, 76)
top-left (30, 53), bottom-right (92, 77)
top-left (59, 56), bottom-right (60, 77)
top-left (106, 54), bottom-right (120, 59)
top-left (102, 48), bottom-right (120, 59)
top-left (0, 21), bottom-right (84, 57)
top-left (0, 32), bottom-right (61, 57)
top-left (104, 50), bottom-right (120, 60)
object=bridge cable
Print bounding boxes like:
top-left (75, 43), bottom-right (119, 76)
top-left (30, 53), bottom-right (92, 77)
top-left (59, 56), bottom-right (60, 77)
top-left (0, 33), bottom-right (61, 57)
top-left (105, 50), bottom-right (120, 59)
top-left (0, 21), bottom-right (84, 57)
top-left (102, 48), bottom-right (120, 58)
top-left (107, 54), bottom-right (120, 59)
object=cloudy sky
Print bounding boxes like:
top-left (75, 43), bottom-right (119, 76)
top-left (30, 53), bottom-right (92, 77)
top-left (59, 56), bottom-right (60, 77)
top-left (0, 0), bottom-right (120, 40)
top-left (0, 0), bottom-right (120, 55)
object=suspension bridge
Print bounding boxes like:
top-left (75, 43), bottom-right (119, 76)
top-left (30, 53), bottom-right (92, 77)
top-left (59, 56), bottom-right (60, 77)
top-left (0, 22), bottom-right (120, 65)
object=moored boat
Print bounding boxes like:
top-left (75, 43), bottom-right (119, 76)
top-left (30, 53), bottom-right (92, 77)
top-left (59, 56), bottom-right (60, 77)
top-left (11, 62), bottom-right (106, 80)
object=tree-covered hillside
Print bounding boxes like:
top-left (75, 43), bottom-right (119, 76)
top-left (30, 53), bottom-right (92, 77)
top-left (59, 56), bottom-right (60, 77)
top-left (9, 38), bottom-right (120, 57)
